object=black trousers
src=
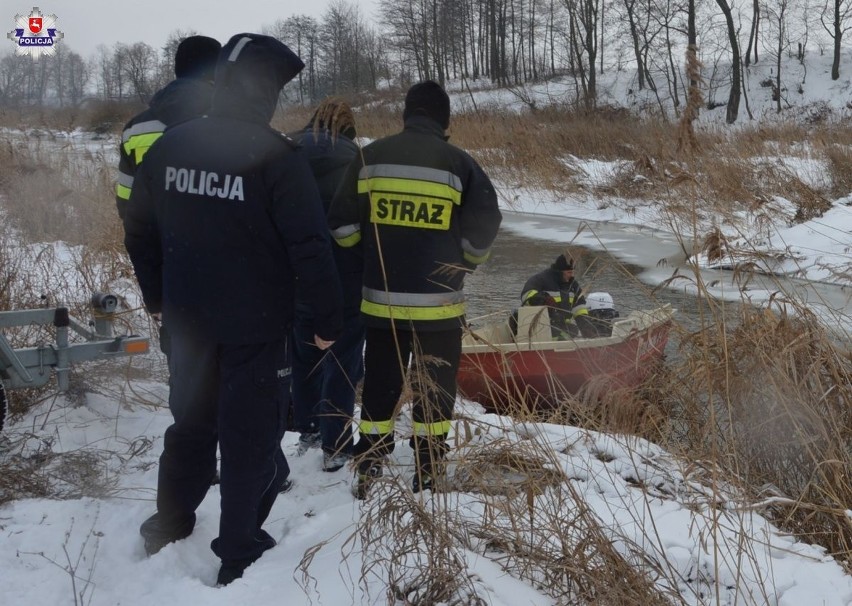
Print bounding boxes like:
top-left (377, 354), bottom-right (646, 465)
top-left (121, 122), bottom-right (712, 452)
top-left (155, 333), bottom-right (291, 565)
top-left (357, 325), bottom-right (462, 459)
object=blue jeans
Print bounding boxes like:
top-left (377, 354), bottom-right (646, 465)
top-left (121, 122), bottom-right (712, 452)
top-left (291, 315), bottom-right (365, 455)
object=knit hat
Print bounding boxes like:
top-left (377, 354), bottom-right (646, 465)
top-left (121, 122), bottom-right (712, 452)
top-left (403, 80), bottom-right (450, 130)
top-left (551, 254), bottom-right (574, 271)
top-left (174, 35), bottom-right (221, 80)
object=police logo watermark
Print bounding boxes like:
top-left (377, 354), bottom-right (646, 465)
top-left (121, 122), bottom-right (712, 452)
top-left (7, 7), bottom-right (63, 59)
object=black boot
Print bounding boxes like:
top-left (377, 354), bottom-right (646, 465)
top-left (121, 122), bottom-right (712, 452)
top-left (353, 458), bottom-right (383, 500)
top-left (351, 432), bottom-right (393, 500)
top-left (139, 511), bottom-right (196, 556)
top-left (410, 436), bottom-right (448, 493)
top-left (213, 530), bottom-right (276, 586)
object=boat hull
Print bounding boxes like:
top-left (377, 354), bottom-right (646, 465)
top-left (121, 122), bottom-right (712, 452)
top-left (457, 310), bottom-right (672, 411)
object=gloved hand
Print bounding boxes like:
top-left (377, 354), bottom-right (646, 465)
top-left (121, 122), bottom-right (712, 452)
top-left (543, 294), bottom-right (557, 307)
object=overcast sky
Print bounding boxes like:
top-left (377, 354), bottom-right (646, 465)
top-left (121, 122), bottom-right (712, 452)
top-left (9, 0), bottom-right (380, 59)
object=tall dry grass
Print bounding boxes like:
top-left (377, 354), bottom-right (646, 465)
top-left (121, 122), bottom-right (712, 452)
top-left (1, 99), bottom-right (850, 601)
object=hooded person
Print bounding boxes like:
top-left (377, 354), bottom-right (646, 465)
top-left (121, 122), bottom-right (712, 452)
top-left (286, 99), bottom-right (365, 472)
top-left (123, 33), bottom-right (344, 586)
top-left (520, 253), bottom-right (589, 339)
top-left (115, 35), bottom-right (221, 222)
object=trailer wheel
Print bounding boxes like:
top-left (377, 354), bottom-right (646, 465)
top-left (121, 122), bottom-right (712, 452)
top-left (0, 380), bottom-right (6, 433)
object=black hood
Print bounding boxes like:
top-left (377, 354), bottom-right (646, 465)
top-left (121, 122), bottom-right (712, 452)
top-left (211, 33), bottom-right (304, 124)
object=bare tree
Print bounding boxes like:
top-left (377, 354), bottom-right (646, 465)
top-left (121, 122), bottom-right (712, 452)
top-left (265, 17), bottom-right (321, 102)
top-left (123, 42), bottom-right (158, 103)
top-left (561, 0), bottom-right (600, 108)
top-left (715, 0), bottom-right (742, 122)
top-left (745, 0), bottom-right (760, 64)
top-left (51, 46), bottom-right (89, 106)
top-left (820, 0), bottom-right (852, 78)
top-left (761, 0), bottom-right (795, 112)
top-left (0, 54), bottom-right (29, 106)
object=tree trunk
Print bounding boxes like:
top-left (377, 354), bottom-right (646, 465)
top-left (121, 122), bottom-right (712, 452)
top-left (716, 0), bottom-right (741, 123)
top-left (832, 0), bottom-right (842, 79)
top-left (625, 0), bottom-right (645, 90)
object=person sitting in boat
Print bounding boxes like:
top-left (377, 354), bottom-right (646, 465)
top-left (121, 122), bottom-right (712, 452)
top-left (520, 253), bottom-right (590, 339)
top-left (576, 292), bottom-right (620, 338)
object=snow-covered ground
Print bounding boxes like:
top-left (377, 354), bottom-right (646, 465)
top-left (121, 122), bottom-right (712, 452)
top-left (1, 51), bottom-right (850, 606)
top-left (3, 385), bottom-right (852, 605)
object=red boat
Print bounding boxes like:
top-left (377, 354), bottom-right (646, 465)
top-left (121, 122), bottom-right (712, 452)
top-left (457, 304), bottom-right (674, 410)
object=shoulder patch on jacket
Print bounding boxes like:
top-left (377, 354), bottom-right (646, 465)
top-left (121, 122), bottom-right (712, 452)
top-left (278, 132), bottom-right (300, 150)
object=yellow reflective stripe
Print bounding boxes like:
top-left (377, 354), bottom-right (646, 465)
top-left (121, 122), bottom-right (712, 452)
top-left (463, 250), bottom-right (490, 265)
top-left (331, 224), bottom-right (362, 247)
top-left (522, 289), bottom-right (539, 304)
top-left (360, 164), bottom-right (463, 191)
top-left (335, 231), bottom-right (361, 247)
top-left (412, 420), bottom-right (451, 437)
top-left (361, 300), bottom-right (465, 321)
top-left (369, 195), bottom-right (453, 231)
top-left (358, 177), bottom-right (462, 204)
top-left (362, 287), bottom-right (464, 307)
top-left (122, 119), bottom-right (166, 143)
top-left (359, 419), bottom-right (394, 435)
top-left (574, 307), bottom-right (589, 316)
top-left (124, 132), bottom-right (163, 163)
top-left (116, 183), bottom-right (132, 200)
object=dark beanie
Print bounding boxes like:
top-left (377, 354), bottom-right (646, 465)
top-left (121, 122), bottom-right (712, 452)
top-left (174, 35), bottom-right (222, 80)
top-left (551, 254), bottom-right (574, 271)
top-left (403, 80), bottom-right (450, 130)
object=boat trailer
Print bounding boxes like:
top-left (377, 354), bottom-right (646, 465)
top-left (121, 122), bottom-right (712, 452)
top-left (0, 293), bottom-right (150, 432)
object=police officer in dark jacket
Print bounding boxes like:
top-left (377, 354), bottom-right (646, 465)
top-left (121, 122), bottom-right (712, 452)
top-left (328, 81), bottom-right (502, 499)
top-left (124, 33), bottom-right (343, 586)
top-left (115, 35), bottom-right (221, 222)
top-left (287, 98), bottom-right (365, 472)
top-left (521, 253), bottom-right (589, 338)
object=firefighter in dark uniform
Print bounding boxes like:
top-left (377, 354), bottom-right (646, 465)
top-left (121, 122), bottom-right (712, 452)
top-left (521, 253), bottom-right (589, 339)
top-left (116, 35), bottom-right (221, 361)
top-left (124, 34), bottom-right (343, 586)
top-left (328, 80), bottom-right (502, 499)
top-left (115, 35), bottom-right (221, 222)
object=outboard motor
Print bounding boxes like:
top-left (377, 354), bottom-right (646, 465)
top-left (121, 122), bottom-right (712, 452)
top-left (579, 292), bottom-right (619, 337)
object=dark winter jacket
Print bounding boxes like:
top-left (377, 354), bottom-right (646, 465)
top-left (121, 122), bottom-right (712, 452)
top-left (115, 78), bottom-right (214, 221)
top-left (123, 34), bottom-right (343, 344)
top-left (287, 125), bottom-right (362, 319)
top-left (521, 268), bottom-right (589, 334)
top-left (328, 115), bottom-right (502, 331)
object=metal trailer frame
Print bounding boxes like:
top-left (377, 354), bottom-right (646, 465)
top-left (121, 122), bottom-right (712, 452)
top-left (0, 293), bottom-right (150, 431)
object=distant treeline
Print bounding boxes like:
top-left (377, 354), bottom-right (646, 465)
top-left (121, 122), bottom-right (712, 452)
top-left (1, 0), bottom-right (848, 124)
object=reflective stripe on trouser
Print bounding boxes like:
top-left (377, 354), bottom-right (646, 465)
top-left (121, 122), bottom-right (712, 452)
top-left (355, 325), bottom-right (462, 460)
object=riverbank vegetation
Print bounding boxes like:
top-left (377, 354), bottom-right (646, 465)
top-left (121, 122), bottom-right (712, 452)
top-left (1, 101), bottom-right (850, 601)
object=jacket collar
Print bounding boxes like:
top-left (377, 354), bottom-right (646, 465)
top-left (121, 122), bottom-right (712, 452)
top-left (403, 115), bottom-right (449, 141)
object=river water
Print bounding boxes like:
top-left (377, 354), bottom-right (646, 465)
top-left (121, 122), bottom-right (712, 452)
top-left (465, 211), bottom-right (851, 347)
